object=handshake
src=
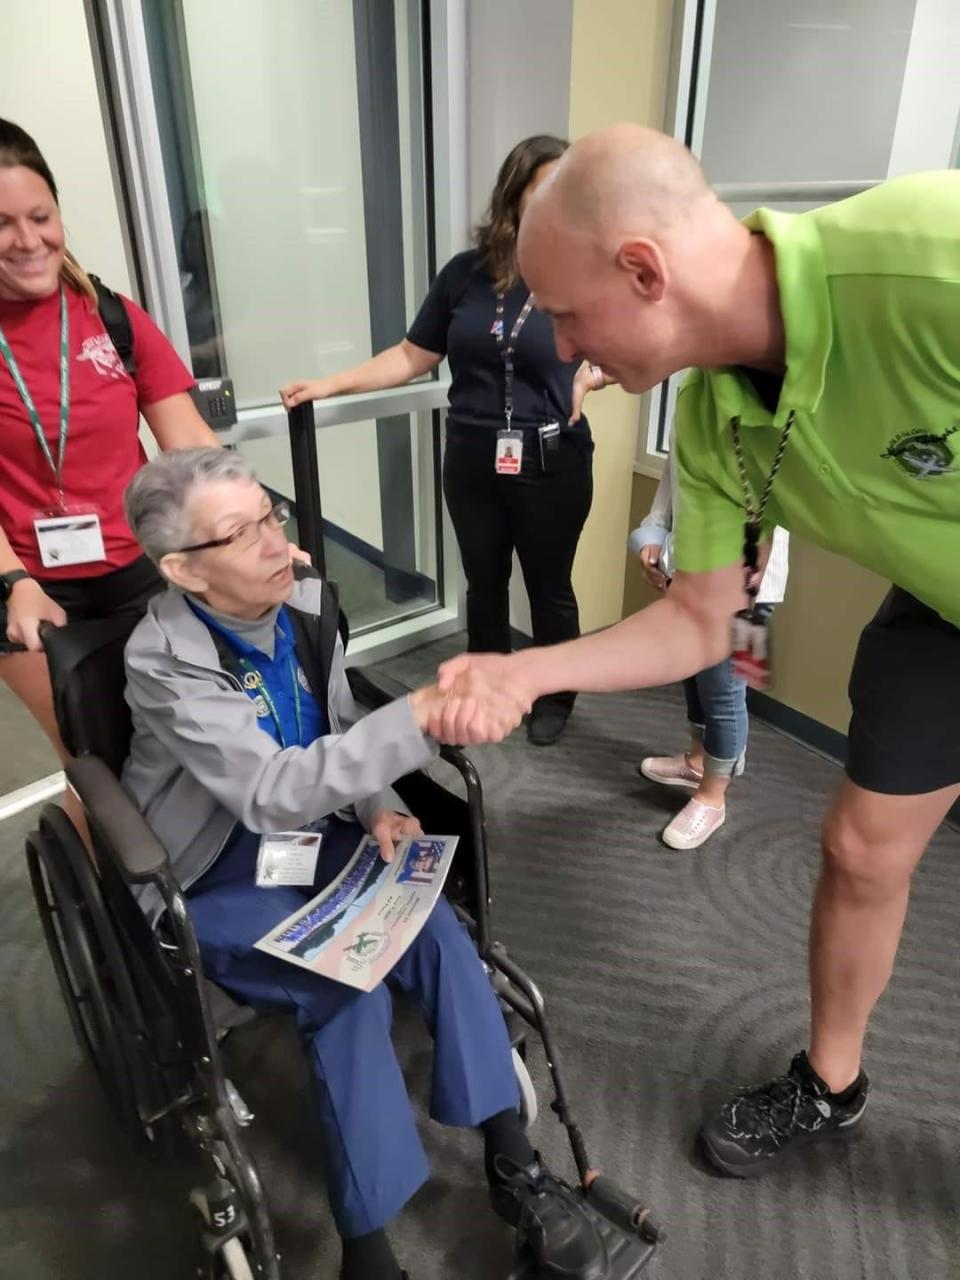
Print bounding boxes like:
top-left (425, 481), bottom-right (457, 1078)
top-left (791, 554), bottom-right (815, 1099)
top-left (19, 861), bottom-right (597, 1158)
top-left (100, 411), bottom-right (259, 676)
top-left (407, 653), bottom-right (535, 745)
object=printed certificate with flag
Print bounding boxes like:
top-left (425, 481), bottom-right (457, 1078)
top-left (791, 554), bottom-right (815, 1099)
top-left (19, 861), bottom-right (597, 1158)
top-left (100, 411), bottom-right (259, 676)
top-left (254, 834), bottom-right (459, 991)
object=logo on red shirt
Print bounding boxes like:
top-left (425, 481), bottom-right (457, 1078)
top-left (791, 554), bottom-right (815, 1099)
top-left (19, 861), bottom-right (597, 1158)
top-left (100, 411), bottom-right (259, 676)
top-left (77, 334), bottom-right (127, 381)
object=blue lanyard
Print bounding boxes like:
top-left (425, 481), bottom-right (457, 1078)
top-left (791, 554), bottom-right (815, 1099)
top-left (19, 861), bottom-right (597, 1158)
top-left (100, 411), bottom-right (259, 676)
top-left (0, 285), bottom-right (70, 509)
top-left (238, 652), bottom-right (304, 749)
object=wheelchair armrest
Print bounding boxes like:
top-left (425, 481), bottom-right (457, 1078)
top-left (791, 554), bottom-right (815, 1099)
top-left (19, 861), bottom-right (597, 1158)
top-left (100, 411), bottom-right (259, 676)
top-left (65, 756), bottom-right (171, 883)
top-left (347, 664), bottom-right (413, 711)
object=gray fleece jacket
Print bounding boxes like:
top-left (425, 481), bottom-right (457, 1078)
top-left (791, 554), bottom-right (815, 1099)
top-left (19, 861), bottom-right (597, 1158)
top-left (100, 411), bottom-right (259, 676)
top-left (122, 578), bottom-right (437, 919)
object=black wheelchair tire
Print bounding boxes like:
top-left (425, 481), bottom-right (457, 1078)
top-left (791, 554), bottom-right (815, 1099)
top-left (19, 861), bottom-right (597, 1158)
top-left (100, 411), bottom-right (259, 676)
top-left (26, 806), bottom-right (152, 1144)
top-left (198, 1137), bottom-right (280, 1280)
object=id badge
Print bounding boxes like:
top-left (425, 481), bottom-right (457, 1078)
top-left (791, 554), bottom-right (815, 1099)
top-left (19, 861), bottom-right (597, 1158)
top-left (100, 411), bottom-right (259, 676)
top-left (33, 507), bottom-right (106, 569)
top-left (731, 609), bottom-right (771, 690)
top-left (495, 430), bottom-right (523, 475)
top-left (255, 830), bottom-right (323, 887)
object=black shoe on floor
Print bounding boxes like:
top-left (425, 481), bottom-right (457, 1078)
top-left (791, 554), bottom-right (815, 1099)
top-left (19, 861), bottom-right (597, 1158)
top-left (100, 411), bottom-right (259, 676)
top-left (699, 1050), bottom-right (870, 1178)
top-left (491, 1157), bottom-right (607, 1279)
top-left (526, 703), bottom-right (571, 746)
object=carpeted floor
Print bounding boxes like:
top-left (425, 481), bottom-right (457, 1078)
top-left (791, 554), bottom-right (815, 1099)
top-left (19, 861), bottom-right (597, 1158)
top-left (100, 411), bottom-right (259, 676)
top-left (0, 632), bottom-right (957, 1280)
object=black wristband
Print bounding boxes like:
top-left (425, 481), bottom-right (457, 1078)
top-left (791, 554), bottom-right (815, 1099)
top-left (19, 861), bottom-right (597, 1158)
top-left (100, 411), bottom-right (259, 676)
top-left (0, 569), bottom-right (32, 603)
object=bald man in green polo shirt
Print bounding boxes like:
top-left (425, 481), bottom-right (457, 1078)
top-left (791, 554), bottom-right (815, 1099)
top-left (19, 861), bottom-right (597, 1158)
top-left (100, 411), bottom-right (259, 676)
top-left (432, 125), bottom-right (960, 1178)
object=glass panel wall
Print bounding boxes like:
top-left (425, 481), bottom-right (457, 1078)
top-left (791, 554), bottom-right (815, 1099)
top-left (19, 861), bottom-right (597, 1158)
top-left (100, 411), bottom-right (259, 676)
top-left (140, 0), bottom-right (440, 629)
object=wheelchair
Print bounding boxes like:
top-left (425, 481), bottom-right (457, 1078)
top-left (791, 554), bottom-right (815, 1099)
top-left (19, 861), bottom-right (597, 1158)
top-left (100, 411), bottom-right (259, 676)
top-left (25, 606), bottom-right (663, 1280)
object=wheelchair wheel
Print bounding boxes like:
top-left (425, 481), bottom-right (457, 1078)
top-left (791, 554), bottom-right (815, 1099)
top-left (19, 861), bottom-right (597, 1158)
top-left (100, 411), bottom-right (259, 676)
top-left (26, 805), bottom-right (148, 1143)
top-left (191, 1133), bottom-right (280, 1280)
top-left (512, 1046), bottom-right (538, 1129)
top-left (218, 1238), bottom-right (256, 1280)
top-left (192, 1181), bottom-right (260, 1280)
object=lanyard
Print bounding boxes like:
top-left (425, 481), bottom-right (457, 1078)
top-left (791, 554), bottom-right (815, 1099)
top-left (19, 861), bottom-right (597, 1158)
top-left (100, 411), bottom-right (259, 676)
top-left (730, 410), bottom-right (795, 603)
top-left (0, 285), bottom-right (70, 509)
top-left (238, 652), bottom-right (304, 749)
top-left (494, 291), bottom-right (534, 431)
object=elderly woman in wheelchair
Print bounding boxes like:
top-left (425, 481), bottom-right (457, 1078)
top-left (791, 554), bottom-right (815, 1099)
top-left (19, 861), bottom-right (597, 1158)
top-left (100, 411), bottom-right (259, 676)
top-left (119, 448), bottom-right (604, 1280)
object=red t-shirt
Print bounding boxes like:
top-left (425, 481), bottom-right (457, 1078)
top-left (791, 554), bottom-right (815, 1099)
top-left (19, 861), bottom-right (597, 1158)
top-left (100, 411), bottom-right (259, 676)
top-left (0, 285), bottom-right (194, 579)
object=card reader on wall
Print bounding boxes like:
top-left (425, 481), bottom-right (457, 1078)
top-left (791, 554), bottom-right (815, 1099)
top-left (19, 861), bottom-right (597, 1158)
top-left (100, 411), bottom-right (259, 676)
top-left (189, 377), bottom-right (238, 431)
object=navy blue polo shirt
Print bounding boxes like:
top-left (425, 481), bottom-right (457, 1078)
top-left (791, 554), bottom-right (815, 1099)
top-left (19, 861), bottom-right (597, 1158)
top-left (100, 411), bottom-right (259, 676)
top-left (192, 602), bottom-right (328, 748)
top-left (407, 248), bottom-right (591, 436)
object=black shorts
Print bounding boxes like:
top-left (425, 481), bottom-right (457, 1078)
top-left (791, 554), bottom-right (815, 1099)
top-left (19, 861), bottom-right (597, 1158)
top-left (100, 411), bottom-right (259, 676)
top-left (847, 586), bottom-right (960, 795)
top-left (0, 555), bottom-right (164, 654)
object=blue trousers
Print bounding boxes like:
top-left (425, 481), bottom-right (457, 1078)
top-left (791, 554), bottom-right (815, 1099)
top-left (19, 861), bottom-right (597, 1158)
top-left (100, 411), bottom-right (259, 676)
top-left (187, 819), bottom-right (520, 1238)
top-left (682, 605), bottom-right (774, 778)
top-left (683, 658), bottom-right (748, 779)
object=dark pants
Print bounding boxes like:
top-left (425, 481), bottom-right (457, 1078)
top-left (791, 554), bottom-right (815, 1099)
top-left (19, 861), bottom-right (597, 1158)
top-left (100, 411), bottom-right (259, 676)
top-left (442, 426), bottom-right (593, 713)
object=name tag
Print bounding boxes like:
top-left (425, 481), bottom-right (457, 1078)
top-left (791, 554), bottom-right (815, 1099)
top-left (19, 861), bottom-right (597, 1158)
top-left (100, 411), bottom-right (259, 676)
top-left (33, 508), bottom-right (106, 569)
top-left (495, 430), bottom-right (523, 475)
top-left (731, 610), bottom-right (771, 689)
top-left (255, 830), bottom-right (323, 888)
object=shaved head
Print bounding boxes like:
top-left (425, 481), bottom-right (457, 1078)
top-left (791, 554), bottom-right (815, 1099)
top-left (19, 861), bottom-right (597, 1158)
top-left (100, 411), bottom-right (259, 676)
top-left (535, 124), bottom-right (714, 245)
top-left (516, 124), bottom-right (769, 392)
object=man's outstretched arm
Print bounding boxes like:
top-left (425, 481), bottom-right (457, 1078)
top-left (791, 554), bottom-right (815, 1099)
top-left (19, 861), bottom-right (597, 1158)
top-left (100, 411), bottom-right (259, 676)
top-left (429, 560), bottom-right (747, 742)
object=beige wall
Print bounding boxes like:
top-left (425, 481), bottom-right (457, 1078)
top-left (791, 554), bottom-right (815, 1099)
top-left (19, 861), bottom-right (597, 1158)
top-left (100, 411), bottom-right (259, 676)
top-left (622, 473), bottom-right (662, 618)
top-left (622, 475), bottom-right (890, 735)
top-left (763, 543), bottom-right (888, 735)
top-left (0, 1), bottom-right (132, 297)
top-left (568, 0), bottom-right (674, 631)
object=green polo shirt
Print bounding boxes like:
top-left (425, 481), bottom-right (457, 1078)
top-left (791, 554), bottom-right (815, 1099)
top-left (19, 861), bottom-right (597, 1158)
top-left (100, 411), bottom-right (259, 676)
top-left (673, 171), bottom-right (960, 627)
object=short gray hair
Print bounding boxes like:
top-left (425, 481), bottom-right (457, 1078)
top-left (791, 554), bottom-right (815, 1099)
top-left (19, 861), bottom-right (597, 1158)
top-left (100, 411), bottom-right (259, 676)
top-left (124, 447), bottom-right (258, 562)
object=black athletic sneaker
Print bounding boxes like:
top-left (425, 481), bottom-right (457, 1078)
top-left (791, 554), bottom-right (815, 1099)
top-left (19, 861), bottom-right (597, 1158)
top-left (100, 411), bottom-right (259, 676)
top-left (491, 1157), bottom-right (608, 1279)
top-left (700, 1051), bottom-right (870, 1178)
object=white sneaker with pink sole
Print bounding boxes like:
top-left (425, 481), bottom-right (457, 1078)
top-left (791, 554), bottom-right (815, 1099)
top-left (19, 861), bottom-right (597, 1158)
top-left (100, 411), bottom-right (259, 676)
top-left (662, 798), bottom-right (726, 850)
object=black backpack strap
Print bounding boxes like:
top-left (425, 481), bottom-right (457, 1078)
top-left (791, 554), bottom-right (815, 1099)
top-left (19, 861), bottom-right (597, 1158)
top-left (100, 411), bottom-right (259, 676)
top-left (90, 274), bottom-right (136, 375)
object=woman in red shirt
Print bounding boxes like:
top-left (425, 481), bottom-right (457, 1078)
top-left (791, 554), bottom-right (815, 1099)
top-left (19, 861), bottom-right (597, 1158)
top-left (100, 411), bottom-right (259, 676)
top-left (0, 119), bottom-right (219, 768)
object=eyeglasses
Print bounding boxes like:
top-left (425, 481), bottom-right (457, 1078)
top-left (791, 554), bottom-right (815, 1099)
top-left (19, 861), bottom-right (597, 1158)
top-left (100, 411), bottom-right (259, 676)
top-left (176, 500), bottom-right (291, 554)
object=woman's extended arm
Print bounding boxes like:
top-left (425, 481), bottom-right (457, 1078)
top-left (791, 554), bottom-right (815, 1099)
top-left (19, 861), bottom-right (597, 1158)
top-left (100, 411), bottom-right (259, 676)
top-left (280, 339), bottom-right (442, 409)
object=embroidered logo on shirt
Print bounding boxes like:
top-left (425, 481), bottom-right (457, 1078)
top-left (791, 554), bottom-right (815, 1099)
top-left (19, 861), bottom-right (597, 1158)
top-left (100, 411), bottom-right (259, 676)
top-left (296, 664), bottom-right (312, 692)
top-left (881, 424), bottom-right (958, 478)
top-left (77, 334), bottom-right (127, 381)
top-left (252, 694), bottom-right (270, 718)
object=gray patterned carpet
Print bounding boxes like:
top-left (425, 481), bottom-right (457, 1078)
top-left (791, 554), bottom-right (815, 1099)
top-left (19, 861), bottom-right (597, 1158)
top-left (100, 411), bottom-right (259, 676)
top-left (1, 632), bottom-right (957, 1280)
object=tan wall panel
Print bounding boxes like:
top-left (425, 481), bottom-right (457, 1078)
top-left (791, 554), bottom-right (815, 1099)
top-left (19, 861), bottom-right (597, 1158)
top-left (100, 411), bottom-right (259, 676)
top-left (568, 0), bottom-right (674, 630)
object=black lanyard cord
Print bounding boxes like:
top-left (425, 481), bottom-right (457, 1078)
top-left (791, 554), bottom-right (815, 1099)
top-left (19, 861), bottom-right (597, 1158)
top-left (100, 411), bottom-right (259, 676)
top-left (730, 410), bottom-right (795, 598)
top-left (494, 291), bottom-right (534, 431)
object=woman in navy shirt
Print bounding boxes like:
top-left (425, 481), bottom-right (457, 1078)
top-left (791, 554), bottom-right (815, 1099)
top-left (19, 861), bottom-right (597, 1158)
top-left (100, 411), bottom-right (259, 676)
top-left (282, 136), bottom-right (607, 745)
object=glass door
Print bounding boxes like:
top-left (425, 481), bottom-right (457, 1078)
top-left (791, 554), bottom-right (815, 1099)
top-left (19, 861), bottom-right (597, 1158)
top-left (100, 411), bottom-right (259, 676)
top-left (94, 0), bottom-right (463, 649)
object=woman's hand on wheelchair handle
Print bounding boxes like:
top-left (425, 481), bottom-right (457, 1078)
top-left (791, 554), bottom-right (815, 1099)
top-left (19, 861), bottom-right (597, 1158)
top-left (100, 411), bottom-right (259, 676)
top-left (5, 578), bottom-right (67, 651)
top-left (288, 543), bottom-right (312, 566)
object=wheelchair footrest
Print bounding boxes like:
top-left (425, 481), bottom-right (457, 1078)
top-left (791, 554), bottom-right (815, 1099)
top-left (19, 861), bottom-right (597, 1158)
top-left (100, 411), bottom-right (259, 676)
top-left (508, 1182), bottom-right (659, 1279)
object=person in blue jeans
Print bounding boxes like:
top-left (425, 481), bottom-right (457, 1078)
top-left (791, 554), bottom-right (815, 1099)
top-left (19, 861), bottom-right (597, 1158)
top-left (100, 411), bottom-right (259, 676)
top-left (629, 442), bottom-right (790, 849)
